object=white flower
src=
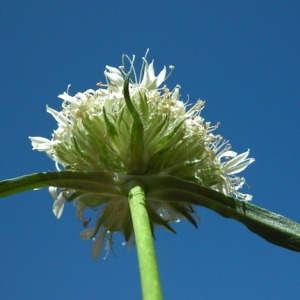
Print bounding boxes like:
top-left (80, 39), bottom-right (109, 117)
top-left (104, 66), bottom-right (124, 87)
top-left (214, 149), bottom-right (255, 200)
top-left (139, 59), bottom-right (166, 90)
top-left (221, 149), bottom-right (254, 175)
top-left (104, 50), bottom-right (169, 97)
top-left (29, 137), bottom-right (55, 152)
top-left (29, 50), bottom-right (254, 258)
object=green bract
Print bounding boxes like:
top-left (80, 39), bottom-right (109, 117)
top-left (29, 52), bottom-right (254, 259)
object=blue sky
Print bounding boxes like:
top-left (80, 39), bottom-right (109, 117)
top-left (1, 1), bottom-right (300, 299)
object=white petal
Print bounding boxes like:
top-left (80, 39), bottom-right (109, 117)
top-left (235, 191), bottom-right (253, 201)
top-left (171, 85), bottom-right (180, 100)
top-left (29, 136), bottom-right (50, 144)
top-left (243, 194), bottom-right (253, 201)
top-left (218, 150), bottom-right (237, 159)
top-left (141, 60), bottom-right (157, 88)
top-left (227, 158), bottom-right (255, 175)
top-left (155, 66), bottom-right (167, 87)
top-left (104, 66), bottom-right (124, 86)
top-left (53, 192), bottom-right (65, 218)
top-left (46, 106), bottom-right (68, 126)
top-left (225, 149), bottom-right (250, 169)
top-left (142, 60), bottom-right (167, 89)
top-left (49, 186), bottom-right (58, 200)
top-left (105, 65), bottom-right (122, 75)
top-left (91, 231), bottom-right (106, 260)
top-left (58, 92), bottom-right (77, 104)
top-left (29, 136), bottom-right (53, 151)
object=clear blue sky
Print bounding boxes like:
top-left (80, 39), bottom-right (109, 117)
top-left (1, 1), bottom-right (300, 299)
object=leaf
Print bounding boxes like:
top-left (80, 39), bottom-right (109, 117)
top-left (1, 171), bottom-right (300, 252)
top-left (0, 171), bottom-right (125, 198)
top-left (141, 174), bottom-right (300, 252)
top-left (123, 73), bottom-right (145, 173)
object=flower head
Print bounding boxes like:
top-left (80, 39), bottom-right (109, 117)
top-left (29, 51), bottom-right (254, 259)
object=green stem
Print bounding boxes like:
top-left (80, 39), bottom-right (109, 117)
top-left (128, 184), bottom-right (163, 300)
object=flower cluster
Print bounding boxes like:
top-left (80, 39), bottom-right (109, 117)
top-left (29, 51), bottom-right (254, 259)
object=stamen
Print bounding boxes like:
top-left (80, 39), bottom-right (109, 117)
top-left (140, 48), bottom-right (150, 83)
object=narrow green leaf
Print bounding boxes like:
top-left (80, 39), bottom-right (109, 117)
top-left (0, 171), bottom-right (124, 198)
top-left (123, 74), bottom-right (143, 128)
top-left (168, 202), bottom-right (198, 228)
top-left (1, 171), bottom-right (299, 253)
top-left (123, 74), bottom-right (145, 173)
top-left (145, 203), bottom-right (177, 234)
top-left (103, 107), bottom-right (118, 139)
top-left (141, 175), bottom-right (300, 252)
top-left (155, 119), bottom-right (185, 150)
